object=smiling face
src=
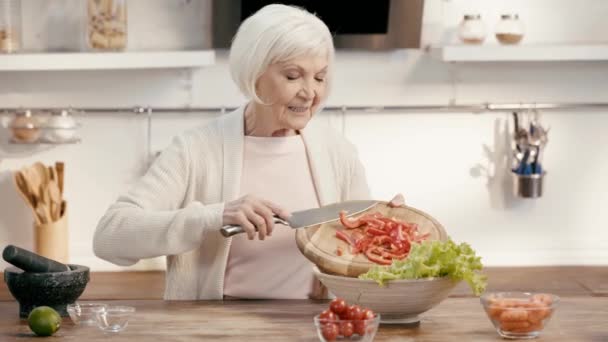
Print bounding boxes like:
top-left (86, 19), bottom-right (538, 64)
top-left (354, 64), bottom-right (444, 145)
top-left (247, 53), bottom-right (329, 136)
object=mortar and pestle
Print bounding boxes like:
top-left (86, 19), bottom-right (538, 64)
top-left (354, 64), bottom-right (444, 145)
top-left (3, 245), bottom-right (89, 318)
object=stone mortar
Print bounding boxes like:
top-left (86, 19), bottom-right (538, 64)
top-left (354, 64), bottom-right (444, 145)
top-left (4, 264), bottom-right (90, 318)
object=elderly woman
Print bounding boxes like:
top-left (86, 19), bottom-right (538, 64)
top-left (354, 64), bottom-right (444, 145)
top-left (93, 4), bottom-right (403, 300)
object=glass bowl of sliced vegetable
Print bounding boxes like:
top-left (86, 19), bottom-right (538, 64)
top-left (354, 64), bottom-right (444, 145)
top-left (480, 292), bottom-right (559, 339)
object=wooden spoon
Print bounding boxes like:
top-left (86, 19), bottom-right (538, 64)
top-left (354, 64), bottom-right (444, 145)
top-left (55, 162), bottom-right (65, 195)
top-left (48, 166), bottom-right (62, 218)
top-left (40, 183), bottom-right (51, 217)
top-left (21, 167), bottom-right (41, 211)
top-left (13, 172), bottom-right (40, 225)
top-left (48, 180), bottom-right (62, 221)
top-left (33, 162), bottom-right (49, 187)
top-left (36, 203), bottom-right (49, 225)
top-left (48, 166), bottom-right (56, 181)
top-left (14, 172), bottom-right (33, 206)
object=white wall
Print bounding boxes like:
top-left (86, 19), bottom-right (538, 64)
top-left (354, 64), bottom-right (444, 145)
top-left (1, 0), bottom-right (607, 271)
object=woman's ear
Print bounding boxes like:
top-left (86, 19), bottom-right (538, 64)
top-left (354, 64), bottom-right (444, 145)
top-left (253, 76), bottom-right (272, 105)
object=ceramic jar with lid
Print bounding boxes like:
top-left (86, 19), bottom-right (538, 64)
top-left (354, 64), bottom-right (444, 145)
top-left (86, 0), bottom-right (128, 51)
top-left (10, 110), bottom-right (41, 143)
top-left (458, 14), bottom-right (486, 45)
top-left (44, 109), bottom-right (78, 143)
top-left (495, 14), bottom-right (525, 45)
top-left (0, 0), bottom-right (22, 53)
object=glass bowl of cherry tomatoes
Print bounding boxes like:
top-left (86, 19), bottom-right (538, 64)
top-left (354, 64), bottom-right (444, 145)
top-left (313, 298), bottom-right (380, 341)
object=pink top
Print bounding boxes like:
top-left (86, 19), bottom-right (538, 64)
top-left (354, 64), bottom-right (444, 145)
top-left (223, 134), bottom-right (320, 299)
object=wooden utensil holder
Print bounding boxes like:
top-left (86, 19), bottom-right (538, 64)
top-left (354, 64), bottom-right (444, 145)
top-left (34, 206), bottom-right (68, 263)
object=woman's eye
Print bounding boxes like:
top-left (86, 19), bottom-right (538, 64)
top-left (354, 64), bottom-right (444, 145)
top-left (286, 75), bottom-right (299, 80)
top-left (315, 77), bottom-right (325, 82)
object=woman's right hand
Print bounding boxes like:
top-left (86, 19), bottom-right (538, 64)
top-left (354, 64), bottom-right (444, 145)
top-left (222, 195), bottom-right (291, 240)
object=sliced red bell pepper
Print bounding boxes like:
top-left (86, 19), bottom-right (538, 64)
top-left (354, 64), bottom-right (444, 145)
top-left (365, 248), bottom-right (392, 265)
top-left (339, 211), bottom-right (363, 229)
top-left (335, 230), bottom-right (356, 246)
top-left (364, 226), bottom-right (386, 236)
top-left (335, 210), bottom-right (431, 266)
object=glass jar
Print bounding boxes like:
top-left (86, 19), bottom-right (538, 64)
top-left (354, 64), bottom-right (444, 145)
top-left (86, 0), bottom-right (127, 51)
top-left (0, 0), bottom-right (22, 53)
top-left (458, 14), bottom-right (486, 45)
top-left (10, 110), bottom-right (41, 143)
top-left (495, 14), bottom-right (525, 45)
top-left (43, 1), bottom-right (82, 51)
top-left (44, 109), bottom-right (78, 143)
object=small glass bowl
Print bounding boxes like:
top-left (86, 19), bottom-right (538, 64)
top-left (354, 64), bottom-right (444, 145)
top-left (313, 314), bottom-right (380, 341)
top-left (95, 306), bottom-right (136, 333)
top-left (67, 302), bottom-right (108, 326)
top-left (481, 292), bottom-right (559, 339)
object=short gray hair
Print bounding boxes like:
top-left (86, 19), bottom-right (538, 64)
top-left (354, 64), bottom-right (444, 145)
top-left (229, 4), bottom-right (335, 103)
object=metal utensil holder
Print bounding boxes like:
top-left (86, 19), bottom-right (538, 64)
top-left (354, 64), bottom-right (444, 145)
top-left (512, 172), bottom-right (545, 198)
top-left (510, 109), bottom-right (549, 199)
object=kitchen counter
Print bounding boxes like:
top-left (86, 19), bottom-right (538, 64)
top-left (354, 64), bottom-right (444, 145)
top-left (1, 267), bottom-right (606, 341)
top-left (0, 297), bottom-right (606, 341)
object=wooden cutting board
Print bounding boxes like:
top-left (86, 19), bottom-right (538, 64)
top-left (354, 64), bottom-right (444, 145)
top-left (296, 202), bottom-right (448, 278)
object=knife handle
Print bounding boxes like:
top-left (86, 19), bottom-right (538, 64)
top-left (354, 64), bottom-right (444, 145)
top-left (220, 216), bottom-right (289, 237)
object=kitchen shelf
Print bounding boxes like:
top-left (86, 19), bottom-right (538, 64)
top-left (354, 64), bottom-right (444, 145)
top-left (10, 137), bottom-right (81, 145)
top-left (437, 44), bottom-right (608, 62)
top-left (0, 50), bottom-right (215, 71)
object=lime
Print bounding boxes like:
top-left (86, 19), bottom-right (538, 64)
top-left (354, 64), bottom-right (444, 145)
top-left (27, 306), bottom-right (61, 336)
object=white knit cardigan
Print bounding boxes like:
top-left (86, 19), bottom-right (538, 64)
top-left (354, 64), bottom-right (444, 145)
top-left (93, 106), bottom-right (370, 299)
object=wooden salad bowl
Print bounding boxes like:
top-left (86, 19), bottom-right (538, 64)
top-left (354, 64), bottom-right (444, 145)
top-left (295, 201), bottom-right (448, 278)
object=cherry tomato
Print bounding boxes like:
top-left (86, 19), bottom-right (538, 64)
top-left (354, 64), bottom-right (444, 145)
top-left (322, 323), bottom-right (339, 341)
top-left (337, 310), bottom-right (349, 320)
top-left (354, 320), bottom-right (367, 336)
top-left (360, 308), bottom-right (375, 320)
top-left (319, 309), bottom-right (338, 323)
top-left (329, 298), bottom-right (347, 315)
top-left (340, 321), bottom-right (354, 337)
top-left (345, 305), bottom-right (363, 321)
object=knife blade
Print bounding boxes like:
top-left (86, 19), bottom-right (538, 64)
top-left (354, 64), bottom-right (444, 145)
top-left (220, 200), bottom-right (378, 237)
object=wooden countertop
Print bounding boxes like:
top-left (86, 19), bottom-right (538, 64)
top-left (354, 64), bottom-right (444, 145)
top-left (1, 267), bottom-right (606, 341)
top-left (0, 298), bottom-right (606, 341)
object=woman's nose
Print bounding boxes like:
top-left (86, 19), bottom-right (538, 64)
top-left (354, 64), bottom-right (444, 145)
top-left (298, 81), bottom-right (315, 100)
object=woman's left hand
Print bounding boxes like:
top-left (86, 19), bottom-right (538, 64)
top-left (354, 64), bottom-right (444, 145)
top-left (388, 193), bottom-right (406, 208)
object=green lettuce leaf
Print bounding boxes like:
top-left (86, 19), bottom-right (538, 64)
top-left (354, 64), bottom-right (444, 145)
top-left (358, 239), bottom-right (487, 296)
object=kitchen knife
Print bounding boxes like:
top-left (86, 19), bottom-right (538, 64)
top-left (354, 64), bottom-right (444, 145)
top-left (220, 200), bottom-right (378, 237)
